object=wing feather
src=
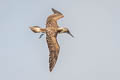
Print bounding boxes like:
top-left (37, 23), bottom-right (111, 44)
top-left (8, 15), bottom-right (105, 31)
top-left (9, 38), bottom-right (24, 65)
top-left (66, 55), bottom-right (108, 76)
top-left (46, 36), bottom-right (60, 72)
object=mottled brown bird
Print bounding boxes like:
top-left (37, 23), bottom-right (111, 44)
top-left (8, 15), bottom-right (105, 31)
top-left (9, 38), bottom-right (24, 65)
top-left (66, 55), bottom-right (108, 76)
top-left (30, 8), bottom-right (73, 72)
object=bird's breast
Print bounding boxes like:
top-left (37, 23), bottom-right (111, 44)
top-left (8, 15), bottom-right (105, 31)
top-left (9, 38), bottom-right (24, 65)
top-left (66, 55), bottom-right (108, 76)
top-left (46, 28), bottom-right (58, 37)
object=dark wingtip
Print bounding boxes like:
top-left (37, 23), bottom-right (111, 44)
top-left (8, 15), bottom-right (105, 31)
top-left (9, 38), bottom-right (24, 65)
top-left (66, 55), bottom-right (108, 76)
top-left (51, 8), bottom-right (54, 11)
top-left (51, 8), bottom-right (63, 15)
top-left (49, 68), bottom-right (53, 72)
top-left (50, 70), bottom-right (52, 72)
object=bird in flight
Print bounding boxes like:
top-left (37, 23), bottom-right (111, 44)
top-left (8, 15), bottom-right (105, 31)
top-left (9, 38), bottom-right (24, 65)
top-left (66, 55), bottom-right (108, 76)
top-left (30, 8), bottom-right (73, 72)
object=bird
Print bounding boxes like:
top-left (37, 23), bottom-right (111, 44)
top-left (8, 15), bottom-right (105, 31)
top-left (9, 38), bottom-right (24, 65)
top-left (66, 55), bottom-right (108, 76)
top-left (30, 8), bottom-right (73, 72)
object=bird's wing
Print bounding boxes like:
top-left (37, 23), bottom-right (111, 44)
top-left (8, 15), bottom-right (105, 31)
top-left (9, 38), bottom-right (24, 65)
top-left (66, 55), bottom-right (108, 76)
top-left (46, 36), bottom-right (60, 72)
top-left (52, 8), bottom-right (63, 15)
top-left (46, 8), bottom-right (64, 23)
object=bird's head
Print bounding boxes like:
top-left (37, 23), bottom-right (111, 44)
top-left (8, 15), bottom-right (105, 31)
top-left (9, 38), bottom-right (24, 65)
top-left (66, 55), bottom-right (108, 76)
top-left (58, 27), bottom-right (74, 37)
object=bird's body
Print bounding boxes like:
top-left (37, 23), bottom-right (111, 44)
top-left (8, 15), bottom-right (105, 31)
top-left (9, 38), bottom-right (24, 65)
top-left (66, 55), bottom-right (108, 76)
top-left (30, 8), bottom-right (73, 72)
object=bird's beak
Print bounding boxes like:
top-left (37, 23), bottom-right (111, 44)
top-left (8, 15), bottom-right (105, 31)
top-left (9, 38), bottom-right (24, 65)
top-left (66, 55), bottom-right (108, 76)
top-left (67, 31), bottom-right (74, 37)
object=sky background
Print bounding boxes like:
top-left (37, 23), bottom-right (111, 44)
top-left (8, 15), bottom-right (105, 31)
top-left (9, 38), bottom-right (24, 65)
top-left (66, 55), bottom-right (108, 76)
top-left (0, 0), bottom-right (120, 80)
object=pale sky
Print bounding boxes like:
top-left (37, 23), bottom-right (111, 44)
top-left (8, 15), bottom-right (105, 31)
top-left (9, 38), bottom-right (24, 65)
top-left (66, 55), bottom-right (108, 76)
top-left (0, 0), bottom-right (120, 80)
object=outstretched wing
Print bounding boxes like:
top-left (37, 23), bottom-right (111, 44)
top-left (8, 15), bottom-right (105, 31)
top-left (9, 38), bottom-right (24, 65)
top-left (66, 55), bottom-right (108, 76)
top-left (46, 8), bottom-right (64, 23)
top-left (52, 8), bottom-right (63, 15)
top-left (46, 36), bottom-right (60, 72)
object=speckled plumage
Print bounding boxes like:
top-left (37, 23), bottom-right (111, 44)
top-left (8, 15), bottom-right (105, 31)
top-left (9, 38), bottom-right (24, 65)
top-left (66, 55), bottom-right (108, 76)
top-left (30, 8), bottom-right (73, 72)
